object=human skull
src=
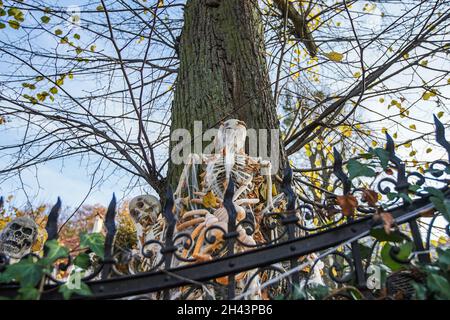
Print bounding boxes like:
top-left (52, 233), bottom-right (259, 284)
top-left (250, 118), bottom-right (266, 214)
top-left (214, 119), bottom-right (247, 154)
top-left (129, 195), bottom-right (161, 228)
top-left (0, 216), bottom-right (38, 259)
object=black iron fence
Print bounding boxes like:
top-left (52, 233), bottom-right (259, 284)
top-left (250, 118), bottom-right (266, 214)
top-left (0, 116), bottom-right (449, 300)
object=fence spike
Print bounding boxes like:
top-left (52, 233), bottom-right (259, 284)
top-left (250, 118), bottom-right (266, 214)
top-left (224, 178), bottom-right (237, 222)
top-left (385, 132), bottom-right (396, 155)
top-left (433, 114), bottom-right (450, 161)
top-left (385, 133), bottom-right (408, 192)
top-left (282, 164), bottom-right (296, 211)
top-left (163, 187), bottom-right (176, 226)
top-left (333, 147), bottom-right (351, 194)
top-left (45, 197), bottom-right (61, 241)
top-left (223, 177), bottom-right (237, 299)
top-left (163, 187), bottom-right (176, 240)
top-left (101, 194), bottom-right (117, 279)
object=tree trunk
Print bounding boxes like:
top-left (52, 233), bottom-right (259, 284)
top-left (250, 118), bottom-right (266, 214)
top-left (168, 0), bottom-right (282, 187)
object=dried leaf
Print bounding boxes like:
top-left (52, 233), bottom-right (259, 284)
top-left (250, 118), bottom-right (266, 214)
top-left (362, 189), bottom-right (379, 207)
top-left (202, 191), bottom-right (218, 208)
top-left (379, 211), bottom-right (395, 234)
top-left (336, 194), bottom-right (358, 217)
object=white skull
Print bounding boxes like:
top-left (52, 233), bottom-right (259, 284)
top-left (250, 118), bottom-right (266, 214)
top-left (214, 119), bottom-right (247, 153)
top-left (0, 216), bottom-right (38, 259)
top-left (129, 195), bottom-right (161, 228)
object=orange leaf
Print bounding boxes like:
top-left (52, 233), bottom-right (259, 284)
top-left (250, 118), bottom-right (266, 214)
top-left (336, 194), bottom-right (358, 217)
top-left (202, 191), bottom-right (219, 209)
top-left (379, 211), bottom-right (395, 234)
top-left (362, 189), bottom-right (379, 207)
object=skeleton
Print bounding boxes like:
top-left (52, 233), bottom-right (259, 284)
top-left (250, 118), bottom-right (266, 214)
top-left (0, 216), bottom-right (38, 261)
top-left (172, 119), bottom-right (280, 299)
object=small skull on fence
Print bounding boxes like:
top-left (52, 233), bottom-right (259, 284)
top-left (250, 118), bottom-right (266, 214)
top-left (0, 216), bottom-right (38, 260)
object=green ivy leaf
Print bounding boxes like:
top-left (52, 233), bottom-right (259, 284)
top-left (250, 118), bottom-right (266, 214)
top-left (1, 257), bottom-right (43, 287)
top-left (426, 273), bottom-right (450, 299)
top-left (17, 286), bottom-right (40, 300)
top-left (399, 192), bottom-right (413, 204)
top-left (73, 252), bottom-right (91, 269)
top-left (412, 282), bottom-right (427, 300)
top-left (370, 227), bottom-right (406, 243)
top-left (430, 196), bottom-right (450, 223)
top-left (408, 184), bottom-right (421, 193)
top-left (371, 148), bottom-right (390, 169)
top-left (346, 159), bottom-right (375, 180)
top-left (40, 239), bottom-right (69, 266)
top-left (80, 232), bottom-right (105, 259)
top-left (58, 275), bottom-right (92, 300)
top-left (425, 187), bottom-right (445, 200)
top-left (380, 242), bottom-right (412, 271)
top-left (436, 248), bottom-right (450, 270)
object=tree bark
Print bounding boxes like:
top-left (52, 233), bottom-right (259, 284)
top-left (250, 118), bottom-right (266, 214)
top-left (168, 0), bottom-right (282, 187)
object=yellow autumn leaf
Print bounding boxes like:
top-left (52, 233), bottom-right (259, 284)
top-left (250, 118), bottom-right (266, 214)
top-left (353, 71), bottom-right (361, 78)
top-left (32, 226), bottom-right (48, 253)
top-left (437, 111), bottom-right (444, 118)
top-left (202, 191), bottom-right (218, 208)
top-left (438, 236), bottom-right (448, 245)
top-left (422, 92), bottom-right (431, 100)
top-left (426, 148), bottom-right (432, 153)
top-left (409, 124), bottom-right (416, 130)
top-left (325, 51), bottom-right (344, 62)
top-left (0, 217), bottom-right (12, 232)
top-left (422, 91), bottom-right (436, 101)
